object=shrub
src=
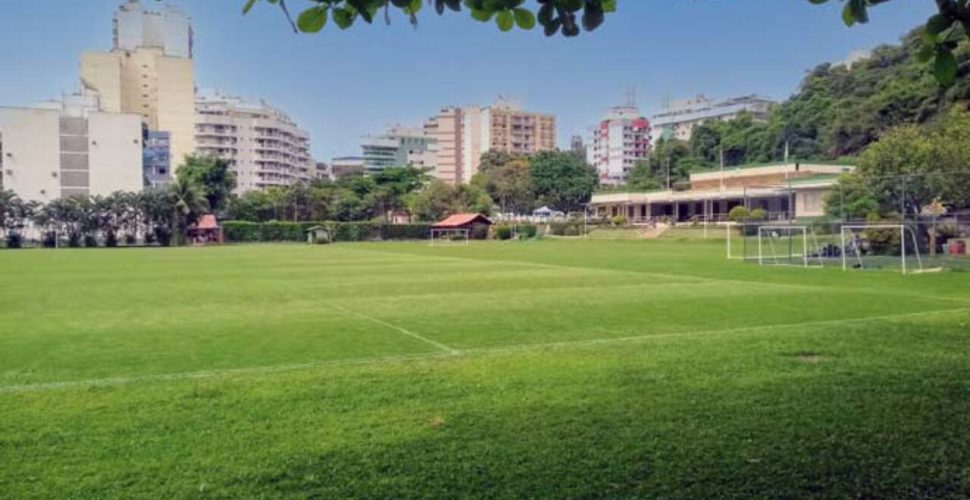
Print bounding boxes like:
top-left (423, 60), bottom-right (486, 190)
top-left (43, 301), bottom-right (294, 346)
top-left (494, 225), bottom-right (514, 241)
top-left (154, 227), bottom-right (172, 247)
top-left (382, 224), bottom-right (431, 240)
top-left (124, 234), bottom-right (137, 246)
top-left (611, 215), bottom-right (628, 226)
top-left (68, 233), bottom-right (82, 248)
top-left (728, 206), bottom-right (750, 222)
top-left (105, 232), bottom-right (119, 248)
top-left (549, 221), bottom-right (584, 236)
top-left (221, 221), bottom-right (436, 243)
top-left (83, 235), bottom-right (99, 248)
top-left (518, 224), bottom-right (538, 239)
top-left (5, 233), bottom-right (23, 249)
top-left (42, 232), bottom-right (57, 248)
top-left (749, 208), bottom-right (768, 221)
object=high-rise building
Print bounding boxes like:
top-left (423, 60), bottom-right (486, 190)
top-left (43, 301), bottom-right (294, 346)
top-left (464, 101), bottom-right (556, 183)
top-left (570, 135), bottom-right (586, 157)
top-left (80, 0), bottom-right (196, 179)
top-left (0, 95), bottom-right (143, 203)
top-left (195, 91), bottom-right (313, 193)
top-left (360, 125), bottom-right (436, 174)
top-left (587, 106), bottom-right (651, 186)
top-left (113, 0), bottom-right (193, 58)
top-left (425, 101), bottom-right (557, 185)
top-left (651, 94), bottom-right (774, 144)
top-left (424, 107), bottom-right (463, 185)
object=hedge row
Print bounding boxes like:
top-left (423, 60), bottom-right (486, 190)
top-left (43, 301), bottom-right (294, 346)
top-left (222, 221), bottom-right (434, 243)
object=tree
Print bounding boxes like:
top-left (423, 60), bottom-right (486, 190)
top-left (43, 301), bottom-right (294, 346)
top-left (472, 156), bottom-right (535, 214)
top-left (408, 180), bottom-right (493, 222)
top-left (824, 173), bottom-right (879, 220)
top-left (245, 0), bottom-right (617, 38)
top-left (243, 0), bottom-right (967, 85)
top-left (529, 151), bottom-right (598, 212)
top-left (810, 0), bottom-right (970, 85)
top-left (839, 106), bottom-right (970, 218)
top-left (629, 138), bottom-right (691, 190)
top-left (176, 156), bottom-right (237, 213)
top-left (0, 191), bottom-right (37, 248)
top-left (168, 177), bottom-right (210, 245)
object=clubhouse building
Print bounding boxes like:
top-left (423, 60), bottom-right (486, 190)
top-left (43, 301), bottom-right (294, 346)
top-left (589, 163), bottom-right (854, 223)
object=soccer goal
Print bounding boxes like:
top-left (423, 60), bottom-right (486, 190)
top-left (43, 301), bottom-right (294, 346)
top-left (429, 228), bottom-right (470, 247)
top-left (757, 225), bottom-right (814, 267)
top-left (840, 224), bottom-right (923, 274)
top-left (726, 223), bottom-right (759, 261)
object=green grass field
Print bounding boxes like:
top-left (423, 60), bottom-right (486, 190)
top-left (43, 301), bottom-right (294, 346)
top-left (2, 239), bottom-right (970, 498)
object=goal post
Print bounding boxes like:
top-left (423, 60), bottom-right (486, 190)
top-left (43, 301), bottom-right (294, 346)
top-left (757, 225), bottom-right (811, 267)
top-left (429, 228), bottom-right (470, 247)
top-left (840, 224), bottom-right (923, 274)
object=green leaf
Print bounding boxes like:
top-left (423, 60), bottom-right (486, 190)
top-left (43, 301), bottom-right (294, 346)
top-left (470, 8), bottom-right (493, 22)
top-left (841, 2), bottom-right (856, 27)
top-left (934, 49), bottom-right (957, 85)
top-left (242, 0), bottom-right (258, 15)
top-left (297, 6), bottom-right (327, 33)
top-left (513, 8), bottom-right (535, 30)
top-left (332, 7), bottom-right (355, 29)
top-left (496, 9), bottom-right (514, 32)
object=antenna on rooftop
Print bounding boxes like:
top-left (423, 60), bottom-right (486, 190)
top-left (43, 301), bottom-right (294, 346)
top-left (623, 86), bottom-right (638, 108)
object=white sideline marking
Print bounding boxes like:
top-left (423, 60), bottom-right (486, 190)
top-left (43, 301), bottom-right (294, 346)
top-left (323, 302), bottom-right (459, 355)
top-left (1, 307), bottom-right (965, 395)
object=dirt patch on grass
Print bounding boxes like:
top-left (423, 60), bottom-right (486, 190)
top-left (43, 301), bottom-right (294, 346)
top-left (789, 351), bottom-right (827, 364)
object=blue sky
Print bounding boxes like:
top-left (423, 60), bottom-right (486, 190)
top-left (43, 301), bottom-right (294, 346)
top-left (0, 1), bottom-right (934, 160)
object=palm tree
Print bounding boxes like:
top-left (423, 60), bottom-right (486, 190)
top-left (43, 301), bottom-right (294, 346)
top-left (168, 177), bottom-right (209, 246)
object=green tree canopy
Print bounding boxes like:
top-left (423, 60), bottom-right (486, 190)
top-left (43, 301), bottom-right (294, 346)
top-left (176, 156), bottom-right (238, 212)
top-left (529, 151), bottom-right (598, 212)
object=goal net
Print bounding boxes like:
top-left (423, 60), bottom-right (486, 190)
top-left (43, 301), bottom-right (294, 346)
top-left (429, 228), bottom-right (470, 247)
top-left (840, 224), bottom-right (924, 274)
top-left (757, 225), bottom-right (814, 267)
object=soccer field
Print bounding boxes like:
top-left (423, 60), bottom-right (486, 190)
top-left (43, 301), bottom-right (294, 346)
top-left (2, 239), bottom-right (970, 498)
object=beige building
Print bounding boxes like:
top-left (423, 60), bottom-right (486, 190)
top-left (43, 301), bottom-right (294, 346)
top-left (0, 99), bottom-right (143, 203)
top-left (195, 92), bottom-right (313, 193)
top-left (424, 107), bottom-right (463, 185)
top-left (590, 163), bottom-right (853, 223)
top-left (80, 1), bottom-right (196, 174)
top-left (425, 101), bottom-right (557, 185)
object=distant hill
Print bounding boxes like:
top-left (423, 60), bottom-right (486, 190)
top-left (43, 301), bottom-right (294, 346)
top-left (683, 29), bottom-right (970, 169)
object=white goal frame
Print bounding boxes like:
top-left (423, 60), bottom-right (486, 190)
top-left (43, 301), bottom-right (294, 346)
top-left (429, 228), bottom-right (470, 247)
top-left (840, 224), bottom-right (923, 274)
top-left (757, 225), bottom-right (811, 268)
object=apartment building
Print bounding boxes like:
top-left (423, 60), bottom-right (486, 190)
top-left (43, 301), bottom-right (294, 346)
top-left (651, 95), bottom-right (774, 144)
top-left (425, 101), bottom-right (557, 185)
top-left (195, 92), bottom-right (313, 193)
top-left (587, 105), bottom-right (651, 186)
top-left (0, 96), bottom-right (143, 203)
top-left (424, 107), bottom-right (463, 185)
top-left (360, 125), bottom-right (436, 174)
top-left (80, 0), bottom-right (196, 180)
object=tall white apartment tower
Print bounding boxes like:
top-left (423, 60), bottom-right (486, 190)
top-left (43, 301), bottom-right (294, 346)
top-left (587, 106), bottom-right (651, 186)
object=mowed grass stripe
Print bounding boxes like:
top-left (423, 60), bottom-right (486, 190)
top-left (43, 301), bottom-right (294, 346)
top-left (360, 241), bottom-right (970, 305)
top-left (1, 307), bottom-right (964, 395)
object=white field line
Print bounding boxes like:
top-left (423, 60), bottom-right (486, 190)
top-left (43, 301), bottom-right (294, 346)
top-left (322, 302), bottom-right (459, 355)
top-left (356, 246), bottom-right (970, 306)
top-left (1, 307), bottom-right (965, 395)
